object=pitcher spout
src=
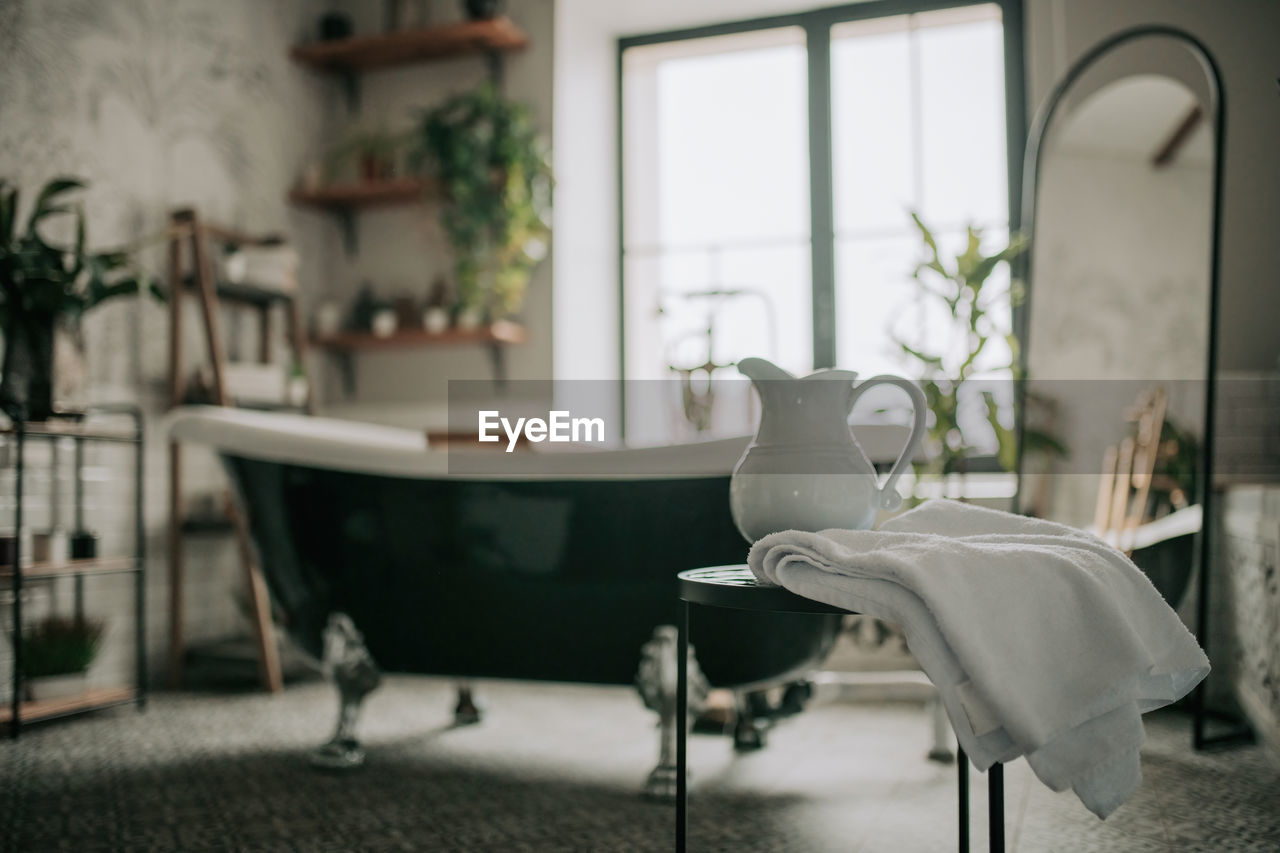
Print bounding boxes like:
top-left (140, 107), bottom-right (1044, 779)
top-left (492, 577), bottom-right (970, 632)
top-left (736, 357), bottom-right (795, 383)
top-left (737, 358), bottom-right (860, 392)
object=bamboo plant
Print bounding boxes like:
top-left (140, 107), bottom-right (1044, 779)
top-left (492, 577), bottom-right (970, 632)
top-left (896, 212), bottom-right (1065, 489)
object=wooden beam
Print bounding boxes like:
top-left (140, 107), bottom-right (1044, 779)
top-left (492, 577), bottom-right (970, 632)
top-left (1152, 104), bottom-right (1203, 168)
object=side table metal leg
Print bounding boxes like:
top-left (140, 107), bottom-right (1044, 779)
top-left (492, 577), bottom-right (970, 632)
top-left (676, 599), bottom-right (689, 853)
top-left (958, 746), bottom-right (969, 852)
top-left (989, 762), bottom-right (1004, 852)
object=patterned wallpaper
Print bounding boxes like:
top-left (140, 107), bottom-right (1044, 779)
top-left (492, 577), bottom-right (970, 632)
top-left (1, 0), bottom-right (330, 389)
top-left (1222, 485), bottom-right (1280, 753)
top-left (0, 0), bottom-right (331, 691)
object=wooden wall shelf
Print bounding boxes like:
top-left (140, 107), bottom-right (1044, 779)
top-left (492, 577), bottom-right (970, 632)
top-left (0, 686), bottom-right (136, 725)
top-left (312, 321), bottom-right (527, 352)
top-left (0, 556), bottom-right (136, 581)
top-left (289, 178), bottom-right (437, 254)
top-left (2, 419), bottom-right (139, 443)
top-left (288, 178), bottom-right (435, 212)
top-left (290, 17), bottom-right (528, 73)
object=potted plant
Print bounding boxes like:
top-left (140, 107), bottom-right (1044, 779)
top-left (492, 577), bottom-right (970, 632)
top-left (21, 614), bottom-right (105, 701)
top-left (0, 177), bottom-right (160, 422)
top-left (894, 212), bottom-right (1065, 494)
top-left (328, 127), bottom-right (403, 183)
top-left (462, 0), bottom-right (504, 20)
top-left (409, 82), bottom-right (552, 321)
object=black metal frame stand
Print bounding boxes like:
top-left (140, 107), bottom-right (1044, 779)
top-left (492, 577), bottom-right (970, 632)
top-left (5, 404), bottom-right (146, 738)
top-left (676, 566), bottom-right (1003, 852)
top-left (1013, 24), bottom-right (1245, 752)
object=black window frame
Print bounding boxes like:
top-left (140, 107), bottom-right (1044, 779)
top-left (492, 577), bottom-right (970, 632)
top-left (616, 0), bottom-right (1027, 382)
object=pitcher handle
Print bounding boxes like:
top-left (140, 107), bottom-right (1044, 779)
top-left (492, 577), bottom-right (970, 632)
top-left (848, 375), bottom-right (927, 511)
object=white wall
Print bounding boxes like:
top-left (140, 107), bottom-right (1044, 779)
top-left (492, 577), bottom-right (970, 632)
top-left (1027, 147), bottom-right (1212, 526)
top-left (1030, 155), bottom-right (1212, 382)
top-left (1024, 0), bottom-right (1280, 372)
top-left (0, 0), bottom-right (332, 691)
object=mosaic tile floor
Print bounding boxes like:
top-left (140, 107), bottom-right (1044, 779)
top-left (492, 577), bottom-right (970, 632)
top-left (2, 677), bottom-right (1277, 851)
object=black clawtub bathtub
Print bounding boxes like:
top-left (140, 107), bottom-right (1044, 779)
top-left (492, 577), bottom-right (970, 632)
top-left (167, 406), bottom-right (843, 795)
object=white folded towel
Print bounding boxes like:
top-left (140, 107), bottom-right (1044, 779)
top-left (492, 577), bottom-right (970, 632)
top-left (748, 499), bottom-right (1209, 818)
top-left (224, 246), bottom-right (299, 291)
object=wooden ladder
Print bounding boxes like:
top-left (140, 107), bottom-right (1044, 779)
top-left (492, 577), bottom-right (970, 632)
top-left (1093, 387), bottom-right (1169, 554)
top-left (166, 207), bottom-right (310, 693)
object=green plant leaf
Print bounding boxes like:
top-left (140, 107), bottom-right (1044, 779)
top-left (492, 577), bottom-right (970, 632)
top-left (896, 338), bottom-right (944, 370)
top-left (981, 389), bottom-right (1018, 472)
top-left (67, 206), bottom-right (87, 280)
top-left (900, 213), bottom-right (1048, 489)
top-left (84, 276), bottom-right (143, 311)
top-left (1023, 427), bottom-right (1069, 460)
top-left (410, 82), bottom-right (553, 317)
top-left (0, 182), bottom-right (16, 246)
top-left (25, 176), bottom-right (84, 235)
top-left (910, 211), bottom-right (940, 258)
top-left (147, 276), bottom-right (167, 303)
top-left (20, 615), bottom-right (104, 678)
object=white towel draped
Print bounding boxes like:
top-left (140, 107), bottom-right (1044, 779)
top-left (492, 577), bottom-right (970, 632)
top-left (747, 499), bottom-right (1209, 818)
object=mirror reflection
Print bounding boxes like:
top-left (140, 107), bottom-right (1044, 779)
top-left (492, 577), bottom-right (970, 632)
top-left (1019, 46), bottom-right (1215, 608)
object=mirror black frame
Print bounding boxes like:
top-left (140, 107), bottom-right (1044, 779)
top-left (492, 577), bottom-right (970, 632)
top-left (1014, 26), bottom-right (1236, 750)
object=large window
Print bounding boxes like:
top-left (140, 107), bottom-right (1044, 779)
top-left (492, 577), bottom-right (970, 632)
top-left (621, 1), bottom-right (1022, 393)
top-left (622, 28), bottom-right (812, 383)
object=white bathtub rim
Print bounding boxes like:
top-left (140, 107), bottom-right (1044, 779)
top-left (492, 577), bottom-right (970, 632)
top-left (164, 406), bottom-right (752, 480)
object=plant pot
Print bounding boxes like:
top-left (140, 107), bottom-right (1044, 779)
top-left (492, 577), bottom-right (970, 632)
top-left (423, 306), bottom-right (450, 335)
top-left (0, 310), bottom-right (88, 422)
top-left (462, 0), bottom-right (503, 20)
top-left (455, 306), bottom-right (485, 331)
top-left (26, 671), bottom-right (87, 702)
top-left (359, 153), bottom-right (395, 182)
top-left (371, 309), bottom-right (398, 338)
top-left (318, 11), bottom-right (353, 40)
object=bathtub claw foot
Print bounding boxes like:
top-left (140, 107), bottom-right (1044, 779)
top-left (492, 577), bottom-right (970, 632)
top-left (733, 691), bottom-right (769, 752)
top-left (732, 718), bottom-right (767, 751)
top-left (636, 625), bottom-right (708, 800)
top-left (311, 737), bottom-right (366, 770)
top-left (453, 683), bottom-right (483, 726)
top-left (314, 613), bottom-right (381, 771)
top-left (778, 680), bottom-right (814, 717)
top-left (642, 763), bottom-right (683, 802)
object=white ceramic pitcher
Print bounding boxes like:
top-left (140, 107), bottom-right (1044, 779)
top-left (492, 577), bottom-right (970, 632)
top-left (729, 357), bottom-right (927, 542)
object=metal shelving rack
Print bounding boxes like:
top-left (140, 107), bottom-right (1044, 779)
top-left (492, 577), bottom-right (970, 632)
top-left (2, 404), bottom-right (146, 738)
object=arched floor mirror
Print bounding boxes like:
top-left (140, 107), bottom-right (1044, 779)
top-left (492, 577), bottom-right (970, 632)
top-left (1014, 27), bottom-right (1241, 749)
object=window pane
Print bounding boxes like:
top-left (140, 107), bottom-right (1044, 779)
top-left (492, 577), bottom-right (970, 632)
top-left (917, 7), bottom-right (1008, 227)
top-left (832, 17), bottom-right (914, 235)
top-left (623, 243), bottom-right (811, 382)
top-left (712, 244), bottom-right (812, 371)
top-left (832, 5), bottom-right (1009, 378)
top-left (835, 234), bottom-right (918, 378)
top-left (623, 27), bottom-right (812, 392)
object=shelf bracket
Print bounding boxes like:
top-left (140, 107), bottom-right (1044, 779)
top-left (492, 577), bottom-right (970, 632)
top-left (337, 210), bottom-right (358, 256)
top-left (341, 71), bottom-right (361, 113)
top-left (335, 350), bottom-right (357, 398)
top-left (487, 341), bottom-right (508, 392)
top-left (486, 50), bottom-right (504, 90)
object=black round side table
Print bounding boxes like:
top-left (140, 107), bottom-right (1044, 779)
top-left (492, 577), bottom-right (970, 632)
top-left (676, 565), bottom-right (1004, 853)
